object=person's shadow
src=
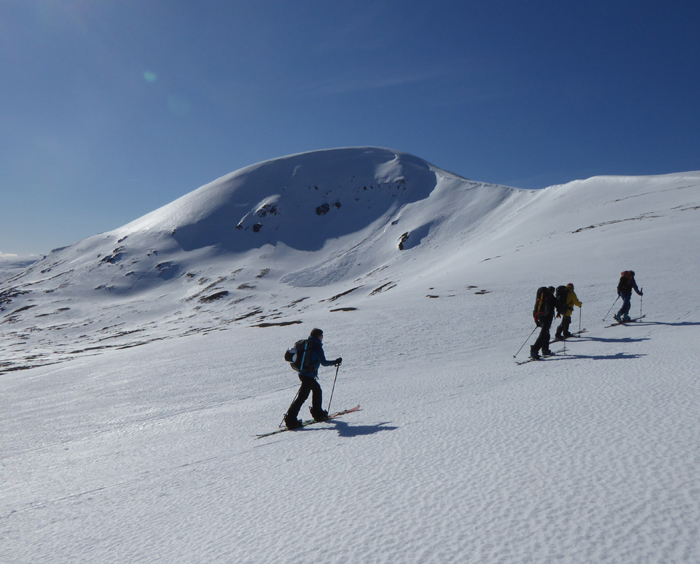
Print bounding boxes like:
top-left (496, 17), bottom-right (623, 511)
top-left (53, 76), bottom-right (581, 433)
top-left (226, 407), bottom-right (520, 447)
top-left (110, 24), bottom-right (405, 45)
top-left (557, 352), bottom-right (646, 361)
top-left (311, 420), bottom-right (398, 438)
top-left (577, 336), bottom-right (650, 345)
top-left (635, 321), bottom-right (700, 327)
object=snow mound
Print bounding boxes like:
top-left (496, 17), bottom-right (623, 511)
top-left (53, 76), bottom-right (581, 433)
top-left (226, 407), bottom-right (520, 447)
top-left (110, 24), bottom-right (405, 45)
top-left (122, 147), bottom-right (449, 252)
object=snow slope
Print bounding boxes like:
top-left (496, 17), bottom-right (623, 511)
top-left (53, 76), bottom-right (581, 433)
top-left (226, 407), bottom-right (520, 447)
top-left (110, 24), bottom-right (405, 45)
top-left (2, 149), bottom-right (700, 563)
top-left (0, 148), bottom-right (516, 374)
top-left (0, 254), bottom-right (40, 284)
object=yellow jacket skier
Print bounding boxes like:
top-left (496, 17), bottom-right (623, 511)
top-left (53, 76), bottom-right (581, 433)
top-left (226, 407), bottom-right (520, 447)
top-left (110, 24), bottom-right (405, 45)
top-left (555, 283), bottom-right (582, 339)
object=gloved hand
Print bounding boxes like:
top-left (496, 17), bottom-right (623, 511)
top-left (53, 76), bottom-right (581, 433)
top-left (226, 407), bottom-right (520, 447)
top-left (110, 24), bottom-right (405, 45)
top-left (334, 357), bottom-right (343, 366)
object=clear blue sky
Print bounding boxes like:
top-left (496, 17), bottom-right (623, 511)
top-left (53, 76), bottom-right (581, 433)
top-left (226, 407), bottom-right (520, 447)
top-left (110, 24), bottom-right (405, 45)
top-left (2, 0), bottom-right (699, 256)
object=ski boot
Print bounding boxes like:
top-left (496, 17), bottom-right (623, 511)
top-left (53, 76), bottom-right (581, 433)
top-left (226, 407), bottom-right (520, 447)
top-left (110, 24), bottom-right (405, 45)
top-left (310, 408), bottom-right (329, 422)
top-left (530, 346), bottom-right (540, 360)
top-left (284, 414), bottom-right (302, 430)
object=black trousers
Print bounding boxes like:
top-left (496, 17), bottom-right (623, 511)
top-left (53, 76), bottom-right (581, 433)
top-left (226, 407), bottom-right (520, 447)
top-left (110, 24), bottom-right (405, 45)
top-left (533, 318), bottom-right (553, 353)
top-left (287, 375), bottom-right (323, 419)
top-left (556, 315), bottom-right (571, 336)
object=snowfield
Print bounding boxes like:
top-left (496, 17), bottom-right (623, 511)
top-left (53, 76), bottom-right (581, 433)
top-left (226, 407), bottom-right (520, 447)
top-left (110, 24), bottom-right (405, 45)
top-left (2, 148), bottom-right (700, 563)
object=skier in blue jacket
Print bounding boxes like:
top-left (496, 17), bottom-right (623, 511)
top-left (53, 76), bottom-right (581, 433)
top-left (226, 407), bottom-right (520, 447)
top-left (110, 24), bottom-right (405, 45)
top-left (284, 328), bottom-right (342, 429)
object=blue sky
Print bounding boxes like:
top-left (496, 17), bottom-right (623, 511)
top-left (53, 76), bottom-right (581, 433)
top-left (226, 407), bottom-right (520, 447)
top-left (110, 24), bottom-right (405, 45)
top-left (2, 0), bottom-right (699, 256)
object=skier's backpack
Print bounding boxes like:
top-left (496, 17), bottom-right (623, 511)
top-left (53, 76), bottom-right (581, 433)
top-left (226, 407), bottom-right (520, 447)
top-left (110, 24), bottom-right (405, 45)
top-left (534, 287), bottom-right (547, 313)
top-left (555, 285), bottom-right (569, 312)
top-left (618, 272), bottom-right (632, 294)
top-left (533, 286), bottom-right (547, 325)
top-left (284, 339), bottom-right (312, 373)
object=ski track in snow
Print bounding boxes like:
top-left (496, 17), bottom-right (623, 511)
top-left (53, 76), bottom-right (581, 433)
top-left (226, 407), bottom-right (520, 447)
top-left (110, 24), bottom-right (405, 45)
top-left (1, 151), bottom-right (700, 563)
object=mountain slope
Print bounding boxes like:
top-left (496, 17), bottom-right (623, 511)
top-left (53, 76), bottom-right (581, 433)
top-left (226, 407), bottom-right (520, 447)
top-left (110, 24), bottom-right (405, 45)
top-left (1, 149), bottom-right (698, 378)
top-left (0, 148), bottom-right (518, 373)
top-left (2, 151), bottom-right (700, 563)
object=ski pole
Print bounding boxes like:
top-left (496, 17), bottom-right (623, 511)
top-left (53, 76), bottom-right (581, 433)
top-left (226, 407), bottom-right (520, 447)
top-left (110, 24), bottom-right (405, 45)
top-left (640, 290), bottom-right (643, 317)
top-left (514, 325), bottom-right (539, 358)
top-left (603, 296), bottom-right (619, 321)
top-left (579, 305), bottom-right (582, 334)
top-left (280, 385), bottom-right (303, 428)
top-left (327, 364), bottom-right (340, 413)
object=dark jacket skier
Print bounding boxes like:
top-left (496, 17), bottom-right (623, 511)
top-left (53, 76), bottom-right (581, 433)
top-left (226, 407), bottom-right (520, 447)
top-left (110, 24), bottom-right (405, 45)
top-left (285, 328), bottom-right (342, 429)
top-left (615, 271), bottom-right (642, 323)
top-left (531, 286), bottom-right (559, 359)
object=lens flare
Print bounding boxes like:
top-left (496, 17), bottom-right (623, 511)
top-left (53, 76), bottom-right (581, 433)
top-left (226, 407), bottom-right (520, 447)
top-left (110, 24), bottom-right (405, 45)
top-left (167, 94), bottom-right (191, 116)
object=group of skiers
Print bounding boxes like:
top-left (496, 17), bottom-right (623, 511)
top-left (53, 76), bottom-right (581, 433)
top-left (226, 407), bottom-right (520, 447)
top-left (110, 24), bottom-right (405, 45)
top-left (280, 272), bottom-right (644, 429)
top-left (531, 283), bottom-right (583, 360)
top-left (530, 271), bottom-right (643, 360)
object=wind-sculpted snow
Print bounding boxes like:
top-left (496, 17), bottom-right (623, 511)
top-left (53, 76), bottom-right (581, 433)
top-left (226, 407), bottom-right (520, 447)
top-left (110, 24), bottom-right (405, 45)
top-left (2, 152), bottom-right (700, 562)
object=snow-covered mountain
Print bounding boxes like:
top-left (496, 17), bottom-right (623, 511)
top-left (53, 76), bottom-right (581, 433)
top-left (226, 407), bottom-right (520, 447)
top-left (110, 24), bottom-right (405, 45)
top-left (0, 254), bottom-right (40, 284)
top-left (2, 148), bottom-right (698, 377)
top-left (3, 148), bottom-right (700, 563)
top-left (1, 147), bottom-right (519, 373)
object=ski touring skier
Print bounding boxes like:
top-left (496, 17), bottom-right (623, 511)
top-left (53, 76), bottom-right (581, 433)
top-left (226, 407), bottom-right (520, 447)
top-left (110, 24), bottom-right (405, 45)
top-left (614, 271), bottom-right (643, 323)
top-left (531, 286), bottom-right (560, 360)
top-left (555, 283), bottom-right (582, 339)
top-left (284, 328), bottom-right (342, 430)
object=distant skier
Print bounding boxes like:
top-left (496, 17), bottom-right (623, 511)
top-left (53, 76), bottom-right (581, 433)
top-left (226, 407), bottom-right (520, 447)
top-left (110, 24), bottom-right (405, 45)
top-left (614, 271), bottom-right (643, 323)
top-left (284, 328), bottom-right (342, 429)
top-left (531, 286), bottom-right (560, 359)
top-left (555, 283), bottom-right (582, 339)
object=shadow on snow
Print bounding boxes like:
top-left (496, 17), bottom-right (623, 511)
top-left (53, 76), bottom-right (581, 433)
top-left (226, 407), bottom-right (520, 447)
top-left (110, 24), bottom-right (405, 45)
top-left (577, 336), bottom-right (651, 344)
top-left (559, 352), bottom-right (647, 361)
top-left (302, 420), bottom-right (398, 438)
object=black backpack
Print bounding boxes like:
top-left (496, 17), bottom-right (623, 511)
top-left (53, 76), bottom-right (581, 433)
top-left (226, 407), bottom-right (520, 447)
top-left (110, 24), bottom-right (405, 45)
top-left (534, 287), bottom-right (548, 314)
top-left (533, 287), bottom-right (548, 325)
top-left (555, 285), bottom-right (569, 312)
top-left (284, 339), bottom-right (312, 373)
top-left (618, 272), bottom-right (633, 294)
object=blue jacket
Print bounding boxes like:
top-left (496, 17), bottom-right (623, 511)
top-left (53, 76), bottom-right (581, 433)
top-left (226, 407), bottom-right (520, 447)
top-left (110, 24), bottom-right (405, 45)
top-left (299, 336), bottom-right (335, 378)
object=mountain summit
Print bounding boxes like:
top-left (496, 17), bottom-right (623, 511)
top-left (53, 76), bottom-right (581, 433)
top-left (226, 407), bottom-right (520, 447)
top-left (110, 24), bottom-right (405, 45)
top-left (126, 147), bottom-right (452, 253)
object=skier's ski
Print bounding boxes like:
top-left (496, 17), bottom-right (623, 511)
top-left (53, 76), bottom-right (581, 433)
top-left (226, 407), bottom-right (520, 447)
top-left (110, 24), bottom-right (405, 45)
top-left (515, 350), bottom-right (564, 365)
top-left (255, 405), bottom-right (361, 439)
top-left (551, 329), bottom-right (587, 343)
top-left (605, 315), bottom-right (646, 328)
